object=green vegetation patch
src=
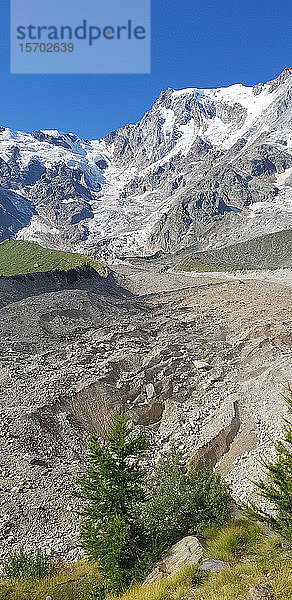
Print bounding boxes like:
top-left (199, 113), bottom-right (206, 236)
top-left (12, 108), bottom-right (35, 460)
top-left (0, 240), bottom-right (103, 277)
top-left (176, 257), bottom-right (222, 272)
top-left (196, 533), bottom-right (292, 600)
top-left (204, 520), bottom-right (262, 563)
top-left (75, 416), bottom-right (230, 594)
top-left (1, 524), bottom-right (291, 600)
top-left (0, 560), bottom-right (100, 600)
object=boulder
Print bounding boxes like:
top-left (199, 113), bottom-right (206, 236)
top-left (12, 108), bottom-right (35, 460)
top-left (199, 558), bottom-right (227, 572)
top-left (145, 382), bottom-right (155, 400)
top-left (143, 536), bottom-right (204, 585)
top-left (194, 360), bottom-right (210, 370)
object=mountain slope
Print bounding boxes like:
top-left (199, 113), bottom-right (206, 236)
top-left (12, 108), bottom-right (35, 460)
top-left (0, 240), bottom-right (103, 277)
top-left (1, 69), bottom-right (292, 260)
top-left (176, 228), bottom-right (292, 272)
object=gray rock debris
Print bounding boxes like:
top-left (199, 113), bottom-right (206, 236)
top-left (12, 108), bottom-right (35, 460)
top-left (0, 267), bottom-right (290, 561)
top-left (145, 383), bottom-right (155, 399)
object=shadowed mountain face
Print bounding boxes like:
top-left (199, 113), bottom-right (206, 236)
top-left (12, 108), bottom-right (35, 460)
top-left (0, 69), bottom-right (292, 259)
top-left (0, 187), bottom-right (35, 242)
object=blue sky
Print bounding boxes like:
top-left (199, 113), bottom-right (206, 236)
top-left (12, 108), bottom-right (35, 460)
top-left (1, 0), bottom-right (292, 139)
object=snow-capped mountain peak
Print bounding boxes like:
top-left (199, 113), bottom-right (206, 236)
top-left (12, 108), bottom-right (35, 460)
top-left (1, 68), bottom-right (292, 260)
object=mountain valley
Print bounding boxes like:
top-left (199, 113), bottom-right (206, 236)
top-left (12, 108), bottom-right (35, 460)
top-left (0, 69), bottom-right (292, 564)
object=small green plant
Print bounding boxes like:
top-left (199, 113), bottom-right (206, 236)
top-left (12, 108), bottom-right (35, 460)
top-left (247, 383), bottom-right (292, 541)
top-left (2, 547), bottom-right (55, 580)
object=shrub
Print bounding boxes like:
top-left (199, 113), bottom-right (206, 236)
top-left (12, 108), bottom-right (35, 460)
top-left (141, 451), bottom-right (230, 553)
top-left (2, 547), bottom-right (55, 580)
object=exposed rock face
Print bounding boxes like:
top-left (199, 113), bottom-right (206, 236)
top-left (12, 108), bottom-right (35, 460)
top-left (143, 539), bottom-right (228, 585)
top-left (0, 69), bottom-right (292, 258)
top-left (0, 266), bottom-right (291, 560)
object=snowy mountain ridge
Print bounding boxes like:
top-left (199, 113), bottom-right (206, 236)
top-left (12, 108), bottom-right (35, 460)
top-left (1, 67), bottom-right (292, 260)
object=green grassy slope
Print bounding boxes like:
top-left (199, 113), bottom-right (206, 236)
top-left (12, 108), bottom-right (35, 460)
top-left (0, 521), bottom-right (291, 600)
top-left (0, 240), bottom-right (103, 277)
top-left (176, 229), bottom-right (292, 272)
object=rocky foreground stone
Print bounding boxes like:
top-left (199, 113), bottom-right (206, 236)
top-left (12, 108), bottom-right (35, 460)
top-left (143, 535), bottom-right (228, 585)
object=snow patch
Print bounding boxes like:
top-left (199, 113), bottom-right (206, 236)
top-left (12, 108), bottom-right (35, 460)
top-left (172, 88), bottom-right (196, 98)
top-left (41, 130), bottom-right (62, 137)
top-left (276, 166), bottom-right (292, 186)
top-left (160, 107), bottom-right (175, 138)
top-left (171, 79), bottom-right (289, 150)
top-left (16, 216), bottom-right (59, 245)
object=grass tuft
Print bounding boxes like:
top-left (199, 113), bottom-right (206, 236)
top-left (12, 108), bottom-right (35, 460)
top-left (205, 520), bottom-right (262, 563)
top-left (117, 565), bottom-right (203, 600)
top-left (0, 560), bottom-right (100, 600)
